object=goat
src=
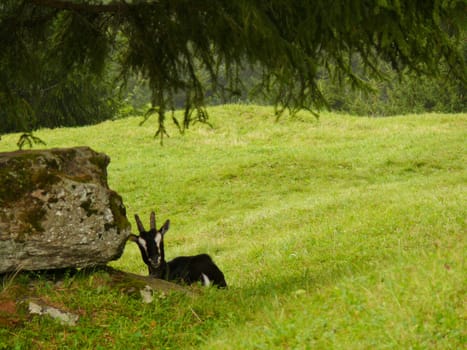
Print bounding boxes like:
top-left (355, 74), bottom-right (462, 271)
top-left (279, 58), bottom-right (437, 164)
top-left (128, 212), bottom-right (227, 288)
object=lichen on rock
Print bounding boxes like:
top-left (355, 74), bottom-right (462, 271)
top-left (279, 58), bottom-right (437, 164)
top-left (0, 147), bottom-right (131, 274)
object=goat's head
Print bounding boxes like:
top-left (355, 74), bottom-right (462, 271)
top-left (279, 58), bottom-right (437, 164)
top-left (129, 211), bottom-right (170, 277)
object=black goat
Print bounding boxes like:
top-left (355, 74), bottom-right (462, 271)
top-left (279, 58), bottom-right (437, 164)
top-left (129, 212), bottom-right (227, 288)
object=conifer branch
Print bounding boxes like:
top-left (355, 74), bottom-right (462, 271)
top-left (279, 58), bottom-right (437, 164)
top-left (29, 0), bottom-right (130, 13)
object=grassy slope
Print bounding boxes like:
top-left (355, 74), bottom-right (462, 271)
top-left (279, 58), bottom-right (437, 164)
top-left (0, 105), bottom-right (466, 349)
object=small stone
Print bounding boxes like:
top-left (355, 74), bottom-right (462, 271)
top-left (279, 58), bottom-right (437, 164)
top-left (44, 306), bottom-right (79, 326)
top-left (28, 301), bottom-right (79, 326)
top-left (140, 285), bottom-right (154, 303)
top-left (28, 301), bottom-right (43, 315)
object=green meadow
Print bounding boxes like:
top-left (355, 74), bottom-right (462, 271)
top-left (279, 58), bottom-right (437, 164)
top-left (0, 105), bottom-right (466, 349)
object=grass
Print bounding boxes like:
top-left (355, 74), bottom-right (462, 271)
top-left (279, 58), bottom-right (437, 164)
top-left (0, 105), bottom-right (466, 349)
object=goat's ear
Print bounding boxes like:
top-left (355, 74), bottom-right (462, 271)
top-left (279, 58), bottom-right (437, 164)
top-left (128, 234), bottom-right (139, 242)
top-left (160, 219), bottom-right (170, 235)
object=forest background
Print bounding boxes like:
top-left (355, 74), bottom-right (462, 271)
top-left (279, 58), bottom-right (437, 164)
top-left (1, 34), bottom-right (465, 135)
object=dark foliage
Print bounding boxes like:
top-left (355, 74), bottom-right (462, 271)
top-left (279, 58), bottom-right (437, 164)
top-left (0, 1), bottom-right (120, 136)
top-left (0, 1), bottom-right (465, 141)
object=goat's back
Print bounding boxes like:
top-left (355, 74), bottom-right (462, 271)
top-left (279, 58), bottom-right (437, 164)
top-left (167, 254), bottom-right (227, 288)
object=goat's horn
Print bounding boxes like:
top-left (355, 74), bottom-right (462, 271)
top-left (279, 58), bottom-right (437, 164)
top-left (135, 214), bottom-right (145, 233)
top-left (150, 211), bottom-right (156, 230)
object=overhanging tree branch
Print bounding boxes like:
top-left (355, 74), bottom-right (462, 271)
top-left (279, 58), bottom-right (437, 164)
top-left (1, 0), bottom-right (465, 144)
top-left (29, 0), bottom-right (130, 13)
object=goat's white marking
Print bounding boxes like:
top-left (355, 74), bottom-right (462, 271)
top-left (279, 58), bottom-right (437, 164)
top-left (154, 233), bottom-right (163, 264)
top-left (201, 273), bottom-right (211, 287)
top-left (137, 238), bottom-right (148, 254)
top-left (155, 233), bottom-right (162, 247)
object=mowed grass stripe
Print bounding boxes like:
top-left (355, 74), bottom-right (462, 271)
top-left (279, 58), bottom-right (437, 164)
top-left (0, 105), bottom-right (465, 349)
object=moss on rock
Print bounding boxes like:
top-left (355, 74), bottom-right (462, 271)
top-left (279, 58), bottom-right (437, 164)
top-left (0, 147), bottom-right (131, 273)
